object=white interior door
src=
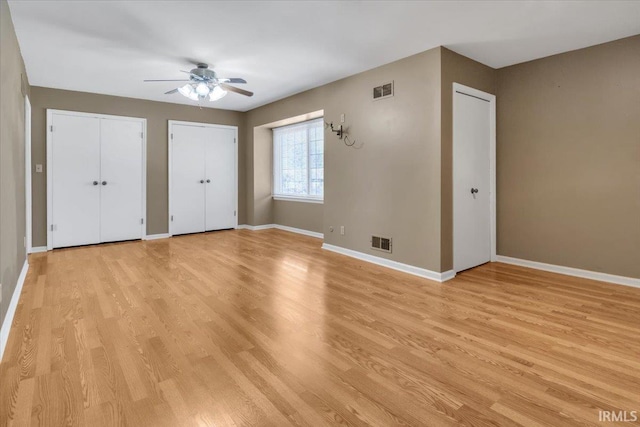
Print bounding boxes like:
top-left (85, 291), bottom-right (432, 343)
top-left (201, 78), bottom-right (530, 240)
top-left (100, 118), bottom-right (144, 243)
top-left (50, 114), bottom-right (101, 248)
top-left (205, 127), bottom-right (236, 231)
top-left (453, 90), bottom-right (492, 272)
top-left (171, 125), bottom-right (207, 235)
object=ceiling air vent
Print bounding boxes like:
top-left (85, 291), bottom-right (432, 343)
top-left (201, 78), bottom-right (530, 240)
top-left (371, 235), bottom-right (392, 253)
top-left (373, 81), bottom-right (394, 100)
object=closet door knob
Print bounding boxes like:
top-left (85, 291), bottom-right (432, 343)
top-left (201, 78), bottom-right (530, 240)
top-left (206, 179), bottom-right (211, 183)
top-left (102, 181), bottom-right (107, 186)
top-left (93, 181), bottom-right (99, 186)
top-left (200, 180), bottom-right (205, 184)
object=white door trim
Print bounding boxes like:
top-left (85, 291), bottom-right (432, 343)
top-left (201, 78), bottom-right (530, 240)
top-left (168, 120), bottom-right (238, 237)
top-left (46, 109), bottom-right (147, 250)
top-left (25, 95), bottom-right (32, 254)
top-left (452, 83), bottom-right (497, 271)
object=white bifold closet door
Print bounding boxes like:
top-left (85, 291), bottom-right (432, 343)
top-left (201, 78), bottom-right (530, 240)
top-left (171, 125), bottom-right (207, 235)
top-left (49, 111), bottom-right (145, 249)
top-left (100, 118), bottom-right (145, 243)
top-left (171, 123), bottom-right (236, 235)
top-left (50, 114), bottom-right (102, 248)
top-left (204, 127), bottom-right (236, 231)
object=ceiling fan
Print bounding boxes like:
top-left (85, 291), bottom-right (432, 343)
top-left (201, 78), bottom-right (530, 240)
top-left (144, 63), bottom-right (253, 101)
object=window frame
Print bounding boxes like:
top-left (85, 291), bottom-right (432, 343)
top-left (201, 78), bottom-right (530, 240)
top-left (272, 118), bottom-right (324, 203)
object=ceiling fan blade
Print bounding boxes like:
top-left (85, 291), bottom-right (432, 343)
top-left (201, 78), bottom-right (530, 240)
top-left (220, 83), bottom-right (253, 97)
top-left (164, 88), bottom-right (179, 95)
top-left (218, 78), bottom-right (247, 84)
top-left (144, 79), bottom-right (191, 82)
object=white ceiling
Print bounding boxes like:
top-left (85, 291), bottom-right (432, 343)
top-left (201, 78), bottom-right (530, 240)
top-left (9, 1), bottom-right (640, 112)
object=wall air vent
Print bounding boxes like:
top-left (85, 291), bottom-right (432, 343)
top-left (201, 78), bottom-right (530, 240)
top-left (371, 235), bottom-right (392, 253)
top-left (373, 81), bottom-right (394, 100)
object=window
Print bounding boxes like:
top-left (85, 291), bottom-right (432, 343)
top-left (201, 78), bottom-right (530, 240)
top-left (273, 118), bottom-right (324, 202)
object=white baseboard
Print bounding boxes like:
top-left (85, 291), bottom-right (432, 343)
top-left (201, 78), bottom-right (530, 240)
top-left (144, 233), bottom-right (170, 241)
top-left (322, 243), bottom-right (454, 283)
top-left (29, 246), bottom-right (47, 253)
top-left (440, 270), bottom-right (457, 282)
top-left (496, 255), bottom-right (640, 289)
top-left (237, 224), bottom-right (276, 231)
top-left (273, 225), bottom-right (323, 239)
top-left (237, 224), bottom-right (323, 239)
top-left (0, 260), bottom-right (29, 361)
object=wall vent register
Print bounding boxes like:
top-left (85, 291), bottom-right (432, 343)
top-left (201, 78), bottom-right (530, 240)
top-left (371, 236), bottom-right (392, 253)
top-left (373, 82), bottom-right (393, 100)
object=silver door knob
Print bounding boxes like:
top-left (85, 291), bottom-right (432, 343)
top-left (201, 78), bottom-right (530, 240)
top-left (93, 181), bottom-right (99, 186)
top-left (102, 181), bottom-right (107, 186)
top-left (200, 180), bottom-right (205, 184)
top-left (471, 188), bottom-right (478, 194)
top-left (206, 179), bottom-right (211, 183)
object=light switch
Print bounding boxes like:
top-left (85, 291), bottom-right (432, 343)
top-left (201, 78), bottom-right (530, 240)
top-left (35, 164), bottom-right (43, 173)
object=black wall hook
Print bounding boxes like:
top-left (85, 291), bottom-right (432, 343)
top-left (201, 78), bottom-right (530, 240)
top-left (330, 122), bottom-right (343, 139)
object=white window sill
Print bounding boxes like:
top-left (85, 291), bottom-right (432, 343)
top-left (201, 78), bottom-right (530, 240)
top-left (273, 195), bottom-right (324, 204)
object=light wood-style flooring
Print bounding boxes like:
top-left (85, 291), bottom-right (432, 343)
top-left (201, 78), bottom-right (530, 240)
top-left (1, 229), bottom-right (639, 426)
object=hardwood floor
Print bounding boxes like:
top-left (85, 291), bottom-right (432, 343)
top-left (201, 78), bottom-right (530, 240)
top-left (1, 229), bottom-right (639, 426)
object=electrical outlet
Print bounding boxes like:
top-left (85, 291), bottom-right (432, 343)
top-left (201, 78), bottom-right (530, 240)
top-left (340, 114), bottom-right (345, 123)
top-left (340, 226), bottom-right (345, 235)
top-left (35, 164), bottom-right (43, 173)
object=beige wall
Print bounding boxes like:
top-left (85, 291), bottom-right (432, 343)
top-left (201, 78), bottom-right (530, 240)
top-left (497, 35), bottom-right (640, 278)
top-left (251, 126), bottom-right (275, 226)
top-left (246, 48), bottom-right (444, 271)
top-left (245, 91), bottom-right (326, 228)
top-left (29, 87), bottom-right (245, 246)
top-left (0, 0), bottom-right (30, 326)
top-left (249, 111), bottom-right (325, 232)
top-left (440, 48), bottom-right (497, 271)
top-left (18, 33), bottom-right (640, 280)
top-left (273, 201), bottom-right (323, 233)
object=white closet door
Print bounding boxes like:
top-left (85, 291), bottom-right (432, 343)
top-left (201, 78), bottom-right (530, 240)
top-left (51, 114), bottom-right (101, 248)
top-left (205, 128), bottom-right (236, 231)
top-left (171, 125), bottom-right (206, 235)
top-left (100, 118), bottom-right (144, 243)
top-left (453, 91), bottom-right (492, 272)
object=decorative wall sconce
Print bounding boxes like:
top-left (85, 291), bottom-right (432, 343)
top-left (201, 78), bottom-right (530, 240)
top-left (328, 121), bottom-right (359, 147)
top-left (330, 122), bottom-right (344, 139)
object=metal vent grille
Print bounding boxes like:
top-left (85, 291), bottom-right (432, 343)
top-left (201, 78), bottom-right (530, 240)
top-left (373, 81), bottom-right (394, 100)
top-left (371, 235), bottom-right (392, 253)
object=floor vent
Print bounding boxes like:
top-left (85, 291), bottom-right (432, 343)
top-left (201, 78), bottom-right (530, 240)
top-left (373, 81), bottom-right (393, 100)
top-left (371, 236), bottom-right (392, 253)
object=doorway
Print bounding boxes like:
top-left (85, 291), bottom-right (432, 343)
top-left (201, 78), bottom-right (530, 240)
top-left (168, 121), bottom-right (238, 236)
top-left (453, 83), bottom-right (496, 272)
top-left (46, 110), bottom-right (147, 249)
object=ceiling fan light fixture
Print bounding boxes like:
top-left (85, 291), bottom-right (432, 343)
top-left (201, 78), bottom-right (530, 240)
top-left (178, 83), bottom-right (200, 101)
top-left (195, 82), bottom-right (210, 96)
top-left (209, 85), bottom-right (227, 101)
top-left (149, 64), bottom-right (252, 101)
top-left (178, 83), bottom-right (194, 97)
